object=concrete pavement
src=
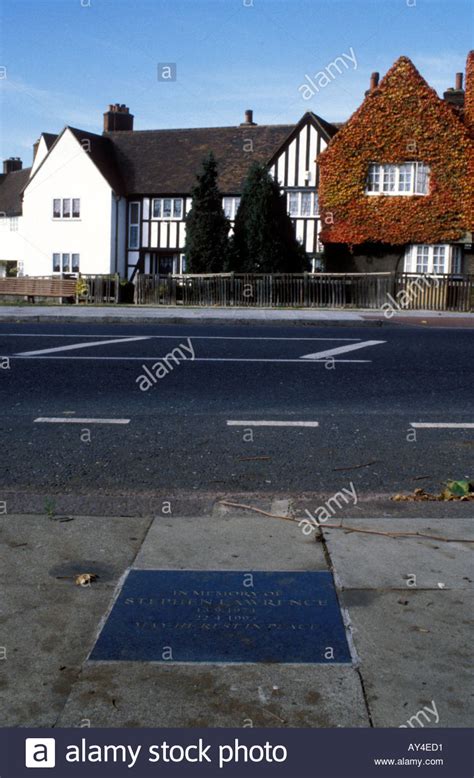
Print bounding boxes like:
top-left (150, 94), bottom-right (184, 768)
top-left (0, 304), bottom-right (473, 327)
top-left (1, 502), bottom-right (471, 728)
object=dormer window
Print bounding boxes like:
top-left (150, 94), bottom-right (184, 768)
top-left (366, 163), bottom-right (430, 195)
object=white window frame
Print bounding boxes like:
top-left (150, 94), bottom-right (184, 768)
top-left (151, 198), bottom-right (184, 220)
top-left (403, 244), bottom-right (462, 274)
top-left (52, 197), bottom-right (81, 219)
top-left (287, 190), bottom-right (319, 217)
top-left (366, 163), bottom-right (430, 196)
top-left (222, 196), bottom-right (241, 220)
top-left (128, 201), bottom-right (141, 249)
top-left (9, 217), bottom-right (18, 232)
top-left (52, 252), bottom-right (80, 274)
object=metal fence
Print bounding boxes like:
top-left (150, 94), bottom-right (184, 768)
top-left (77, 274), bottom-right (120, 304)
top-left (134, 272), bottom-right (474, 311)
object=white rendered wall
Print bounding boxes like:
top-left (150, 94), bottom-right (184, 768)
top-left (22, 128), bottom-right (114, 276)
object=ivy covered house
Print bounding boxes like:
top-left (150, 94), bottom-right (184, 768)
top-left (318, 52), bottom-right (474, 276)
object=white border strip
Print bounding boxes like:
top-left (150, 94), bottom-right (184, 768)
top-left (410, 422), bottom-right (474, 429)
top-left (227, 420), bottom-right (319, 427)
top-left (34, 417), bottom-right (130, 425)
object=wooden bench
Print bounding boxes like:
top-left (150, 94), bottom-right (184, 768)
top-left (0, 277), bottom-right (77, 302)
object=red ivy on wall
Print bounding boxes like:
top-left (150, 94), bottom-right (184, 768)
top-left (318, 56), bottom-right (474, 246)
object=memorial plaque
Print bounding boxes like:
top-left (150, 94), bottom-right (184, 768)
top-left (90, 570), bottom-right (351, 663)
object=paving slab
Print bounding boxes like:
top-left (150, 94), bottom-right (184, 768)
top-left (133, 512), bottom-right (327, 570)
top-left (321, 517), bottom-right (474, 728)
top-left (339, 590), bottom-right (473, 727)
top-left (321, 518), bottom-right (474, 590)
top-left (56, 662), bottom-right (369, 728)
top-left (0, 515), bottom-right (150, 726)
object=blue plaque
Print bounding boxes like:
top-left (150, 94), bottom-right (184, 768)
top-left (90, 571), bottom-right (351, 663)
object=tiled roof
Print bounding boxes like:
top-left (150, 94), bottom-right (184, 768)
top-left (67, 128), bottom-right (125, 194)
top-left (0, 167), bottom-right (31, 216)
top-left (105, 124), bottom-right (297, 194)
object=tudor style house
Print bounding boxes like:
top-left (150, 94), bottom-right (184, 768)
top-left (318, 52), bottom-right (474, 276)
top-left (0, 106), bottom-right (337, 279)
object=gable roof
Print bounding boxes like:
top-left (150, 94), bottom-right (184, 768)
top-left (319, 56), bottom-right (466, 163)
top-left (67, 127), bottom-right (125, 194)
top-left (25, 126), bottom-right (125, 195)
top-left (266, 111), bottom-right (339, 169)
top-left (42, 133), bottom-right (58, 149)
top-left (0, 167), bottom-right (32, 216)
top-left (105, 123), bottom-right (300, 194)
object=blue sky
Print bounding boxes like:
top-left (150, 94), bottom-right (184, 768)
top-left (0, 0), bottom-right (472, 162)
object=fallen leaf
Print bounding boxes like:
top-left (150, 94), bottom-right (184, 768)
top-left (75, 573), bottom-right (99, 587)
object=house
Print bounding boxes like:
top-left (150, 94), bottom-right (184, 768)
top-left (318, 52), bottom-right (474, 276)
top-left (0, 106), bottom-right (338, 280)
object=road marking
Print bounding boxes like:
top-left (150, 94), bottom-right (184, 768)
top-left (3, 333), bottom-right (362, 341)
top-left (410, 422), bottom-right (474, 429)
top-left (34, 417), bottom-right (130, 425)
top-left (300, 340), bottom-right (386, 360)
top-left (227, 420), bottom-right (319, 427)
top-left (16, 336), bottom-right (151, 357)
top-left (13, 355), bottom-right (371, 364)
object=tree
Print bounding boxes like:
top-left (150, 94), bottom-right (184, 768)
top-left (185, 153), bottom-right (230, 272)
top-left (227, 162), bottom-right (309, 273)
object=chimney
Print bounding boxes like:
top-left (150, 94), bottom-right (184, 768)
top-left (103, 104), bottom-right (134, 133)
top-left (365, 72), bottom-right (380, 96)
top-left (465, 50), bottom-right (474, 133)
top-left (33, 138), bottom-right (40, 162)
top-left (3, 157), bottom-right (22, 174)
top-left (240, 109), bottom-right (256, 126)
top-left (443, 71), bottom-right (465, 108)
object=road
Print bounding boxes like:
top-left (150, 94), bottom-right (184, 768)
top-left (1, 321), bottom-right (473, 497)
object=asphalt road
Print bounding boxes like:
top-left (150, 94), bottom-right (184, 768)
top-left (1, 321), bottom-right (473, 497)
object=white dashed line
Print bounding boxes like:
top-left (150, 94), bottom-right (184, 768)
top-left (410, 422), bottom-right (474, 429)
top-left (34, 418), bottom-right (130, 425)
top-left (227, 420), bottom-right (319, 427)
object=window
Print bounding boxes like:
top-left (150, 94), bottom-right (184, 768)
top-left (452, 246), bottom-right (462, 274)
top-left (52, 253), bottom-right (80, 273)
top-left (128, 201), bottom-right (140, 248)
top-left (151, 198), bottom-right (183, 220)
top-left (432, 245), bottom-right (446, 274)
top-left (223, 197), bottom-right (241, 220)
top-left (9, 217), bottom-right (18, 231)
top-left (366, 163), bottom-right (430, 195)
top-left (415, 245), bottom-right (430, 273)
top-left (404, 244), bottom-right (461, 274)
top-left (52, 198), bottom-right (80, 219)
top-left (287, 190), bottom-right (319, 217)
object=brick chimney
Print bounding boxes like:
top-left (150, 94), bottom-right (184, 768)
top-left (465, 50), bottom-right (474, 133)
top-left (443, 72), bottom-right (465, 107)
top-left (103, 104), bottom-right (134, 132)
top-left (240, 109), bottom-right (256, 126)
top-left (365, 72), bottom-right (379, 96)
top-left (3, 157), bottom-right (22, 174)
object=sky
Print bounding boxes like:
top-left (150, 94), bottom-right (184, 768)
top-left (0, 0), bottom-right (472, 162)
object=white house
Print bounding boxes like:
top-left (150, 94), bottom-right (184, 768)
top-left (0, 104), bottom-right (339, 279)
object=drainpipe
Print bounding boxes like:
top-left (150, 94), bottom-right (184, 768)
top-left (114, 194), bottom-right (122, 275)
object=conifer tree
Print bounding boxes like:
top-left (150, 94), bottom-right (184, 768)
top-left (185, 153), bottom-right (230, 273)
top-left (227, 163), bottom-right (308, 272)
